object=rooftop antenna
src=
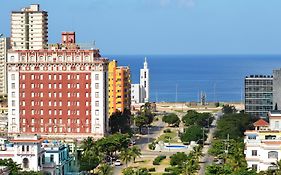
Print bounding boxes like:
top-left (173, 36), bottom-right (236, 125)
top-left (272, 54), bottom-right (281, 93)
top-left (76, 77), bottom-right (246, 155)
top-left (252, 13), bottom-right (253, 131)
top-left (93, 40), bottom-right (96, 49)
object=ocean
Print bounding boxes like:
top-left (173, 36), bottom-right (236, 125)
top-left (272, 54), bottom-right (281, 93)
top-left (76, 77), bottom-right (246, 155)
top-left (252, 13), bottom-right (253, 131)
top-left (107, 55), bottom-right (281, 102)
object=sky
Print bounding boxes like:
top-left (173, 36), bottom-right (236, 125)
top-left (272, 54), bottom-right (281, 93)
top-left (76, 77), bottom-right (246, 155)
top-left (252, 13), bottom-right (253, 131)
top-left (1, 0), bottom-right (281, 55)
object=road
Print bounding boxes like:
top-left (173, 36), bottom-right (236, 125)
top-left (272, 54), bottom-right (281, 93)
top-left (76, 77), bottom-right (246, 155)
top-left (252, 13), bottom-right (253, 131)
top-left (113, 118), bottom-right (166, 175)
top-left (198, 111), bottom-right (222, 175)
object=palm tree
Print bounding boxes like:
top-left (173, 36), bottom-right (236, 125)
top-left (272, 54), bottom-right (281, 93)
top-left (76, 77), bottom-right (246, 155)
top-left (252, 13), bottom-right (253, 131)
top-left (130, 146), bottom-right (141, 163)
top-left (120, 148), bottom-right (133, 167)
top-left (97, 163), bottom-right (113, 175)
top-left (80, 137), bottom-right (94, 153)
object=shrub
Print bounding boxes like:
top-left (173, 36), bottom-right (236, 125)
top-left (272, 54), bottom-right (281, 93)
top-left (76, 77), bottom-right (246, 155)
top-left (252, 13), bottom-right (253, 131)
top-left (148, 167), bottom-right (156, 172)
top-left (163, 129), bottom-right (171, 133)
top-left (153, 155), bottom-right (166, 165)
top-left (148, 142), bottom-right (156, 150)
top-left (170, 152), bottom-right (188, 167)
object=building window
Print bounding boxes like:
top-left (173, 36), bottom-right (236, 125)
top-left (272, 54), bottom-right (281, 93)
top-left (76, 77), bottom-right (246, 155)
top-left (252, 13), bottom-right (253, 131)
top-left (22, 83), bottom-right (25, 89)
top-left (275, 121), bottom-right (280, 130)
top-left (95, 92), bottom-right (99, 98)
top-left (59, 83), bottom-right (62, 89)
top-left (22, 74), bottom-right (25, 80)
top-left (76, 74), bottom-right (79, 79)
top-left (49, 110), bottom-right (52, 115)
top-left (67, 101), bottom-right (70, 106)
top-left (67, 74), bottom-right (70, 80)
top-left (48, 83), bottom-right (51, 89)
top-left (59, 74), bottom-right (62, 80)
top-left (11, 74), bottom-right (16, 80)
top-left (77, 83), bottom-right (80, 89)
top-left (86, 119), bottom-right (89, 124)
top-left (31, 74), bottom-right (34, 80)
top-left (23, 118), bottom-right (26, 124)
top-left (251, 164), bottom-right (257, 171)
top-left (12, 100), bottom-right (15, 107)
top-left (95, 101), bottom-right (99, 107)
top-left (41, 118), bottom-right (43, 123)
top-left (22, 146), bottom-right (25, 152)
top-left (86, 74), bottom-right (89, 80)
top-left (95, 110), bottom-right (99, 116)
top-left (77, 93), bottom-right (80, 98)
top-left (48, 74), bottom-right (51, 80)
top-left (12, 109), bottom-right (16, 115)
top-left (12, 92), bottom-right (15, 98)
top-left (31, 118), bottom-right (35, 124)
top-left (268, 151), bottom-right (278, 159)
top-left (95, 74), bottom-right (99, 80)
top-left (95, 83), bottom-right (99, 89)
top-left (11, 83), bottom-right (15, 89)
top-left (50, 155), bottom-right (54, 162)
top-left (68, 118), bottom-right (71, 124)
top-left (252, 150), bottom-right (257, 156)
top-left (86, 83), bottom-right (89, 89)
top-left (40, 110), bottom-right (43, 115)
top-left (68, 83), bottom-right (70, 88)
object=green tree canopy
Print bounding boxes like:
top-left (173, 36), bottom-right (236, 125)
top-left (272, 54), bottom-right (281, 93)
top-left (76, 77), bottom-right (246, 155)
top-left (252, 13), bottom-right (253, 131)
top-left (170, 152), bottom-right (188, 167)
top-left (180, 125), bottom-right (205, 144)
top-left (162, 113), bottom-right (180, 127)
top-left (222, 105), bottom-right (237, 114)
top-left (182, 110), bottom-right (213, 128)
top-left (109, 109), bottom-right (132, 134)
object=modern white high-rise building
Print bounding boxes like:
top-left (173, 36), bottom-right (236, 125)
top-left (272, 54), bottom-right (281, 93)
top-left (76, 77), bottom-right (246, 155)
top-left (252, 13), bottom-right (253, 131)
top-left (131, 57), bottom-right (150, 104)
top-left (11, 4), bottom-right (48, 50)
top-left (0, 36), bottom-right (10, 95)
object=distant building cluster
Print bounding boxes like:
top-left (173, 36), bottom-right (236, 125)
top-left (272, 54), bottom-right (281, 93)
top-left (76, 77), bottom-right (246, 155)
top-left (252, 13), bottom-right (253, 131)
top-left (0, 3), bottom-right (151, 174)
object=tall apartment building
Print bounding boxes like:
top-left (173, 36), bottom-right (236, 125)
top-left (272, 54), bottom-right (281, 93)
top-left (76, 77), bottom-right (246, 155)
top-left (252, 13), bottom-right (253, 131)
top-left (11, 4), bottom-right (48, 50)
top-left (131, 58), bottom-right (150, 104)
top-left (108, 60), bottom-right (131, 116)
top-left (7, 36), bottom-right (108, 139)
top-left (245, 75), bottom-right (273, 118)
top-left (0, 36), bottom-right (10, 95)
top-left (273, 69), bottom-right (281, 110)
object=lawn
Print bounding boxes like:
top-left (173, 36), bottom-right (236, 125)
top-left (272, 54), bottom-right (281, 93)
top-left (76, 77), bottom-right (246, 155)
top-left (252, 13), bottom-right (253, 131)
top-left (157, 129), bottom-right (180, 143)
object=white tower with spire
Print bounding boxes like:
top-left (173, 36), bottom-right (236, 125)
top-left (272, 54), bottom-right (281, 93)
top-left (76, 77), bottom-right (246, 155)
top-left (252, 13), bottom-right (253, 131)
top-left (140, 57), bottom-right (150, 103)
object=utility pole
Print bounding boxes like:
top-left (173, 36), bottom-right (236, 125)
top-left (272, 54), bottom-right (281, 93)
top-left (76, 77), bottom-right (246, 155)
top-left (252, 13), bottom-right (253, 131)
top-left (175, 84), bottom-right (178, 103)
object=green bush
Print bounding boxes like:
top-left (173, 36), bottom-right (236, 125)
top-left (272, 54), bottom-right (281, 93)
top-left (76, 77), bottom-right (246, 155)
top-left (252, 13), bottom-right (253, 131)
top-left (170, 152), bottom-right (188, 167)
top-left (148, 142), bottom-right (156, 150)
top-left (153, 155), bottom-right (166, 165)
top-left (148, 167), bottom-right (156, 172)
top-left (163, 129), bottom-right (171, 133)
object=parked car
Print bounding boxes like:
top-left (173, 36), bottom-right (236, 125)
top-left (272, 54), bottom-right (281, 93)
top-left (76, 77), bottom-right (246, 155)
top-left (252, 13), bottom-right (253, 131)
top-left (114, 160), bottom-right (122, 166)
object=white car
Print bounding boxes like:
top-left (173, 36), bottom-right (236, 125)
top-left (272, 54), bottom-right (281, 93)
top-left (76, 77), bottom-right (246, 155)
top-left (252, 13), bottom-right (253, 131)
top-left (114, 160), bottom-right (122, 166)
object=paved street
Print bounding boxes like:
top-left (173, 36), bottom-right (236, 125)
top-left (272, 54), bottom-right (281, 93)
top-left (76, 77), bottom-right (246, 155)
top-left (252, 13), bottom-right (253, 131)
top-left (113, 118), bottom-right (166, 175)
top-left (198, 111), bottom-right (222, 175)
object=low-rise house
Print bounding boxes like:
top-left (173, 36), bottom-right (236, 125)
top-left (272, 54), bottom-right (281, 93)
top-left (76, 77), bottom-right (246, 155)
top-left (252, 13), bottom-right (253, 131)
top-left (244, 110), bottom-right (281, 172)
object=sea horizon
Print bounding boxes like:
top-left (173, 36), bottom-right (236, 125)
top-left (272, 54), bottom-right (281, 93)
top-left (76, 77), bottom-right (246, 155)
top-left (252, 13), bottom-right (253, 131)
top-left (105, 55), bottom-right (281, 103)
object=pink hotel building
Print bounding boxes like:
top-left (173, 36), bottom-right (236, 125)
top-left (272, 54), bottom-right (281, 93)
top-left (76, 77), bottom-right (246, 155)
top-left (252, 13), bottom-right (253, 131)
top-left (7, 34), bottom-right (109, 139)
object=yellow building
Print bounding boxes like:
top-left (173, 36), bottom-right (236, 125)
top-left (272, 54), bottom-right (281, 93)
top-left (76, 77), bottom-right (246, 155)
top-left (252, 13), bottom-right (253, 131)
top-left (108, 60), bottom-right (131, 116)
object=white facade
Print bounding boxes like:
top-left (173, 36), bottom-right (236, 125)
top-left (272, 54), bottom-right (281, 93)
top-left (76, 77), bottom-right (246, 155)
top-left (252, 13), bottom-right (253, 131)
top-left (140, 57), bottom-right (149, 103)
top-left (244, 111), bottom-right (281, 172)
top-left (131, 57), bottom-right (150, 104)
top-left (11, 4), bottom-right (48, 50)
top-left (7, 52), bottom-right (20, 134)
top-left (0, 37), bottom-right (10, 95)
top-left (131, 84), bottom-right (141, 104)
top-left (91, 71), bottom-right (108, 136)
top-left (0, 135), bottom-right (45, 172)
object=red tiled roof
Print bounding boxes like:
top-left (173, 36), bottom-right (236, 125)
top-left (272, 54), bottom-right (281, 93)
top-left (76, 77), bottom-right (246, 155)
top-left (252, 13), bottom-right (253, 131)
top-left (254, 119), bottom-right (269, 127)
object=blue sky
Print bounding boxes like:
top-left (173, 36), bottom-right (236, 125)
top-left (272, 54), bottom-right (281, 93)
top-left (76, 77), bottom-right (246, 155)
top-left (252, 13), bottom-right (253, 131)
top-left (1, 0), bottom-right (281, 55)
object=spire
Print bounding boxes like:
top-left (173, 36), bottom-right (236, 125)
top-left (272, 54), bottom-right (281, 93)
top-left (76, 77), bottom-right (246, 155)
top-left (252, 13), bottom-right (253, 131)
top-left (144, 57), bottom-right (148, 69)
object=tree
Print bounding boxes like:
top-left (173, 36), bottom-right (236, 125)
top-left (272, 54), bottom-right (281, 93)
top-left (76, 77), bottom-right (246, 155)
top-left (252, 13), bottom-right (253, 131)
top-left (170, 152), bottom-right (188, 167)
top-left (214, 113), bottom-right (255, 139)
top-left (134, 103), bottom-right (154, 134)
top-left (222, 105), bottom-right (237, 114)
top-left (97, 163), bottom-right (113, 175)
top-left (182, 110), bottom-right (213, 128)
top-left (162, 113), bottom-right (180, 127)
top-left (129, 146), bottom-right (141, 163)
top-left (109, 109), bottom-right (132, 134)
top-left (180, 125), bottom-right (205, 144)
top-left (0, 158), bottom-right (21, 175)
top-left (205, 165), bottom-right (232, 175)
top-left (120, 148), bottom-right (133, 167)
